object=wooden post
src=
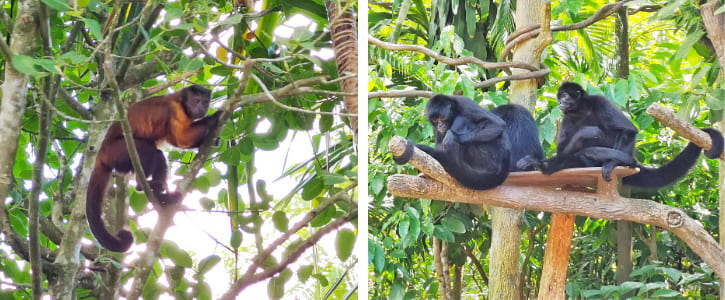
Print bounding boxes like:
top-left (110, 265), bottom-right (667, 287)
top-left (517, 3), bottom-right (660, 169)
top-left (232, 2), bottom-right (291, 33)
top-left (537, 213), bottom-right (575, 300)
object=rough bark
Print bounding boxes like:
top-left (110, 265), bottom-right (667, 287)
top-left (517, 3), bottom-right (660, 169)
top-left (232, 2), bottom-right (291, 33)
top-left (701, 1), bottom-right (725, 78)
top-left (387, 173), bottom-right (725, 279)
top-left (615, 5), bottom-right (633, 286)
top-left (491, 1), bottom-right (552, 299)
top-left (388, 134), bottom-right (725, 279)
top-left (537, 213), bottom-right (574, 300)
top-left (325, 0), bottom-right (358, 145)
top-left (0, 0), bottom-right (40, 295)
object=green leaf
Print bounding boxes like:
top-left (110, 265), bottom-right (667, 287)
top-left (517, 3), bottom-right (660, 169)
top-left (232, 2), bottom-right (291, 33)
top-left (433, 225), bottom-right (455, 242)
top-left (272, 211), bottom-right (289, 232)
top-left (42, 0), bottom-right (70, 11)
top-left (335, 229), bottom-right (355, 261)
top-left (675, 30), bottom-right (705, 59)
top-left (84, 18), bottom-right (103, 41)
top-left (440, 216), bottom-right (466, 233)
top-left (161, 242), bottom-right (193, 268)
top-left (310, 206), bottom-right (335, 227)
top-left (371, 173), bottom-right (385, 195)
top-left (705, 94), bottom-right (723, 110)
top-left (11, 55), bottom-right (41, 76)
top-left (267, 277), bottom-right (285, 300)
top-left (654, 0), bottom-right (687, 20)
top-left (390, 281), bottom-right (405, 300)
top-left (218, 14), bottom-right (244, 27)
top-left (180, 58), bottom-right (205, 72)
top-left (199, 197), bottom-right (215, 210)
top-left (58, 51), bottom-right (89, 64)
top-left (297, 265), bottom-right (314, 283)
top-left (194, 255), bottom-right (220, 278)
top-left (230, 228), bottom-right (242, 249)
top-left (612, 79), bottom-right (628, 107)
top-left (193, 281), bottom-right (212, 300)
top-left (650, 289), bottom-right (679, 297)
top-left (301, 177), bottom-right (324, 200)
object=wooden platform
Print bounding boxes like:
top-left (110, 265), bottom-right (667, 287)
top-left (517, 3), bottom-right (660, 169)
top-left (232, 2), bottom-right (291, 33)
top-left (503, 167), bottom-right (640, 187)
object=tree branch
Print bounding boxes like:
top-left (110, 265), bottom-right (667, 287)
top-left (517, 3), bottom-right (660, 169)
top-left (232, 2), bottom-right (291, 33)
top-left (502, 1), bottom-right (632, 60)
top-left (221, 193), bottom-right (356, 299)
top-left (386, 136), bottom-right (725, 279)
top-left (647, 103), bottom-right (724, 160)
top-left (369, 36), bottom-right (540, 71)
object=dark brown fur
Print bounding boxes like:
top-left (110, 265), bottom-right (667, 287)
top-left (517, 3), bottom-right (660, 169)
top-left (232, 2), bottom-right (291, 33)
top-left (87, 85), bottom-right (220, 252)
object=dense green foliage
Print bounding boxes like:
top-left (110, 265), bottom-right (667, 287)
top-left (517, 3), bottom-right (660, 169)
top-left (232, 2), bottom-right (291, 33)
top-left (369, 0), bottom-right (724, 298)
top-left (0, 0), bottom-right (357, 299)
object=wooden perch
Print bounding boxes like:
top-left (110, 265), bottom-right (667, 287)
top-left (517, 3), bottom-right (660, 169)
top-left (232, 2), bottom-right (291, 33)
top-left (647, 103), bottom-right (724, 160)
top-left (387, 136), bottom-right (725, 279)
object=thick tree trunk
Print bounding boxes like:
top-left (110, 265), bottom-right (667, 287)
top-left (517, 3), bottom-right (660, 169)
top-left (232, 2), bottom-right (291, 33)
top-left (701, 1), bottom-right (725, 297)
top-left (615, 5), bottom-right (634, 287)
top-left (325, 0), bottom-right (358, 145)
top-left (0, 0), bottom-right (41, 296)
top-left (491, 1), bottom-right (551, 299)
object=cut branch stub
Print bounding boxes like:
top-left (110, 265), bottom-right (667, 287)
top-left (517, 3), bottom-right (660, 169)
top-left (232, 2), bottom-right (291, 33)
top-left (646, 103), bottom-right (724, 160)
top-left (386, 174), bottom-right (725, 279)
top-left (389, 136), bottom-right (464, 188)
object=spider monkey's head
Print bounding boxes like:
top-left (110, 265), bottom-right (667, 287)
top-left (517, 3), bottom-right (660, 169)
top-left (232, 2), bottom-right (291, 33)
top-left (426, 95), bottom-right (456, 135)
top-left (557, 82), bottom-right (586, 114)
top-left (181, 85), bottom-right (212, 120)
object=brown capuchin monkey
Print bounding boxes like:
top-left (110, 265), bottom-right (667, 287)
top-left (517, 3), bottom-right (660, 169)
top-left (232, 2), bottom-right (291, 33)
top-left (87, 85), bottom-right (221, 252)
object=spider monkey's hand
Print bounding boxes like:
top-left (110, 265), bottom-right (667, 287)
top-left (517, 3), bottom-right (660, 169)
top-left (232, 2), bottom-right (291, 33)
top-left (516, 155), bottom-right (543, 171)
top-left (393, 139), bottom-right (415, 165)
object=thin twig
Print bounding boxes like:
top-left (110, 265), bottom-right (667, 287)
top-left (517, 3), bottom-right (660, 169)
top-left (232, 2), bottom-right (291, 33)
top-left (369, 36), bottom-right (539, 71)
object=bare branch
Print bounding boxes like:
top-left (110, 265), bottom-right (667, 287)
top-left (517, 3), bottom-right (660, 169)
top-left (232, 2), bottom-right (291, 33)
top-left (368, 90), bottom-right (435, 99)
top-left (472, 68), bottom-right (550, 90)
top-left (647, 103), bottom-right (724, 160)
top-left (221, 191), bottom-right (356, 299)
top-left (249, 73), bottom-right (358, 117)
top-left (502, 1), bottom-right (632, 60)
top-left (369, 36), bottom-right (540, 71)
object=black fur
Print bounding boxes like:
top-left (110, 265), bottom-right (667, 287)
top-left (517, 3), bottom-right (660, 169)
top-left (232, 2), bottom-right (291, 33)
top-left (517, 81), bottom-right (724, 187)
top-left (393, 95), bottom-right (543, 190)
top-left (491, 104), bottom-right (544, 172)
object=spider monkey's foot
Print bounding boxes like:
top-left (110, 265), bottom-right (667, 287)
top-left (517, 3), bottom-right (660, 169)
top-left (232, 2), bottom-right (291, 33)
top-left (157, 192), bottom-right (183, 205)
top-left (516, 155), bottom-right (542, 171)
top-left (601, 161), bottom-right (617, 182)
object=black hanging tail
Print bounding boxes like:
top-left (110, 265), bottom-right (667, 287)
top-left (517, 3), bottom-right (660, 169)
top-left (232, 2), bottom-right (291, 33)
top-left (86, 162), bottom-right (133, 252)
top-left (622, 128), bottom-right (724, 188)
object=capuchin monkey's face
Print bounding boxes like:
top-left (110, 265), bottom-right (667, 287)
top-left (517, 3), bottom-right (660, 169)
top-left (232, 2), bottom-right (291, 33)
top-left (182, 85), bottom-right (212, 120)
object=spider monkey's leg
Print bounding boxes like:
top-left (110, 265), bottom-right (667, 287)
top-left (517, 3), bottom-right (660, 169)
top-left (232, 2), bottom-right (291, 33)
top-left (579, 146), bottom-right (637, 181)
top-left (561, 126), bottom-right (604, 154)
top-left (537, 154), bottom-right (589, 175)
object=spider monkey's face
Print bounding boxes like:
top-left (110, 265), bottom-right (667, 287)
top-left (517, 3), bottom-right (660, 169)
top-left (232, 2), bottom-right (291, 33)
top-left (182, 85), bottom-right (212, 120)
top-left (426, 99), bottom-right (454, 135)
top-left (430, 115), bottom-right (450, 134)
top-left (557, 83), bottom-right (584, 114)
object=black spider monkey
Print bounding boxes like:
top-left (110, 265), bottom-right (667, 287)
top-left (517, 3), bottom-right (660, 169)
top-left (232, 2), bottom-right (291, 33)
top-left (393, 94), bottom-right (543, 190)
top-left (517, 81), bottom-right (724, 188)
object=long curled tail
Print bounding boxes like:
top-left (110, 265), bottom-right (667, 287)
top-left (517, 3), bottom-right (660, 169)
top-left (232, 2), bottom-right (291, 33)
top-left (622, 128), bottom-right (724, 188)
top-left (86, 162), bottom-right (133, 252)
